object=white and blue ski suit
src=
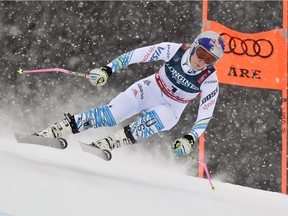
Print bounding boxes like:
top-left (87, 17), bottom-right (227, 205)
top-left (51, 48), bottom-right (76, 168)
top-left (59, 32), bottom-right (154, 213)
top-left (73, 42), bottom-right (219, 142)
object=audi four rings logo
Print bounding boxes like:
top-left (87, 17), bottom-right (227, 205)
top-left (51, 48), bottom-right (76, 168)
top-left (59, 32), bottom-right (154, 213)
top-left (220, 33), bottom-right (274, 58)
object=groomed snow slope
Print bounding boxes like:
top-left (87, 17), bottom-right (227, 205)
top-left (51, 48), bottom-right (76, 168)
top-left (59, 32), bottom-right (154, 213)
top-left (0, 129), bottom-right (287, 216)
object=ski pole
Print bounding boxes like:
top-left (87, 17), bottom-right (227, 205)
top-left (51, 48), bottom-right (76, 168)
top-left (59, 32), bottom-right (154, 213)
top-left (188, 154), bottom-right (216, 191)
top-left (18, 68), bottom-right (90, 79)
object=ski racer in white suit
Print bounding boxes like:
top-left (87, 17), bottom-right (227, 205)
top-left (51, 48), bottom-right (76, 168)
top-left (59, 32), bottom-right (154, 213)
top-left (35, 31), bottom-right (225, 156)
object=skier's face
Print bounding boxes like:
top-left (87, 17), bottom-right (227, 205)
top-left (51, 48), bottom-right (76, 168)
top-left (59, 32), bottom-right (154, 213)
top-left (190, 46), bottom-right (217, 70)
top-left (190, 52), bottom-right (209, 70)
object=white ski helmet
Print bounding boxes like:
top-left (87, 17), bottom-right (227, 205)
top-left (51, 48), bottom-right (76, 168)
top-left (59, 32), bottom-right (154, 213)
top-left (191, 31), bottom-right (225, 64)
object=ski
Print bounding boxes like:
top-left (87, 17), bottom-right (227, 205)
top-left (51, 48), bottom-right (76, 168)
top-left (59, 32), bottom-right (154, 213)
top-left (14, 133), bottom-right (68, 149)
top-left (79, 141), bottom-right (112, 161)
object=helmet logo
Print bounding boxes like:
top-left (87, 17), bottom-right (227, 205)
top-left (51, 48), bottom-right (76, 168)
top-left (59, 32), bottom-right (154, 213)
top-left (193, 31), bottom-right (225, 61)
top-left (209, 39), bottom-right (221, 51)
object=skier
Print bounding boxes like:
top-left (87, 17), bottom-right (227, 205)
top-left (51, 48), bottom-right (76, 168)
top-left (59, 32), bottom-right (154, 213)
top-left (35, 31), bottom-right (225, 156)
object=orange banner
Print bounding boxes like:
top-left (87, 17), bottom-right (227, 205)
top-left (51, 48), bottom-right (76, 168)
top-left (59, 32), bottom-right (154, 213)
top-left (201, 0), bottom-right (287, 194)
top-left (204, 21), bottom-right (287, 90)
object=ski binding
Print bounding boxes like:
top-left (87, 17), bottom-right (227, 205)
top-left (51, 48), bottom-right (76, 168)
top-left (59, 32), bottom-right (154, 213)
top-left (79, 141), bottom-right (112, 161)
top-left (14, 133), bottom-right (68, 149)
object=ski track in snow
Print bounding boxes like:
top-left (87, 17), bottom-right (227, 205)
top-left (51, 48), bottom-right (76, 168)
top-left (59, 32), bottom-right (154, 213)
top-left (0, 129), bottom-right (287, 216)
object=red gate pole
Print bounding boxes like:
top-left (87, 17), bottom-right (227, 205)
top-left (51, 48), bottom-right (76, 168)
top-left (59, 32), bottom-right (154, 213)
top-left (281, 0), bottom-right (287, 194)
top-left (198, 0), bottom-right (209, 179)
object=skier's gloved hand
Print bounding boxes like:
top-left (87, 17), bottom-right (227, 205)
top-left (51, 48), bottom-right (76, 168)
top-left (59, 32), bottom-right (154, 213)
top-left (89, 66), bottom-right (112, 87)
top-left (172, 134), bottom-right (195, 156)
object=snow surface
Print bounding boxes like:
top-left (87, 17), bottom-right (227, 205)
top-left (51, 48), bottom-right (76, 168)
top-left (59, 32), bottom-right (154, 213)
top-left (0, 128), bottom-right (287, 216)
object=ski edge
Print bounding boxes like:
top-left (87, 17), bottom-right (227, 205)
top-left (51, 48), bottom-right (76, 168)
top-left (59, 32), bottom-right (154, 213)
top-left (14, 133), bottom-right (67, 149)
top-left (79, 141), bottom-right (112, 161)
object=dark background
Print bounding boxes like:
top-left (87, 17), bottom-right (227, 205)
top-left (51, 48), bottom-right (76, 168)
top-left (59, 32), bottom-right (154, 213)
top-left (0, 1), bottom-right (284, 192)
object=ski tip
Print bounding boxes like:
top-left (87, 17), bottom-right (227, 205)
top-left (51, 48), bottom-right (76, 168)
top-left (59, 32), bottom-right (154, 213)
top-left (59, 138), bottom-right (68, 149)
top-left (103, 149), bottom-right (112, 161)
top-left (18, 68), bottom-right (23, 74)
top-left (14, 133), bottom-right (68, 150)
top-left (79, 141), bottom-right (112, 161)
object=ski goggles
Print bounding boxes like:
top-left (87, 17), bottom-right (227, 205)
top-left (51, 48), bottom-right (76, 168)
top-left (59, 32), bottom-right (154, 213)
top-left (195, 46), bottom-right (218, 65)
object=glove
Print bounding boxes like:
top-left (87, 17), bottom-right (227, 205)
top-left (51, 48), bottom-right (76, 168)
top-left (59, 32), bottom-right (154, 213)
top-left (89, 66), bottom-right (112, 87)
top-left (172, 134), bottom-right (195, 156)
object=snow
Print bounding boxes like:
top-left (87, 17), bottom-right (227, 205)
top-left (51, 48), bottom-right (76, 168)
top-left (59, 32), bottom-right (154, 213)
top-left (0, 128), bottom-right (287, 216)
top-left (0, 2), bottom-right (285, 215)
top-left (0, 0), bottom-right (284, 192)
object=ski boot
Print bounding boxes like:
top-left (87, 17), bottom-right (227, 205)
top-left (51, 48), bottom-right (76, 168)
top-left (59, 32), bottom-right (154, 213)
top-left (34, 113), bottom-right (79, 138)
top-left (92, 126), bottom-right (136, 151)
